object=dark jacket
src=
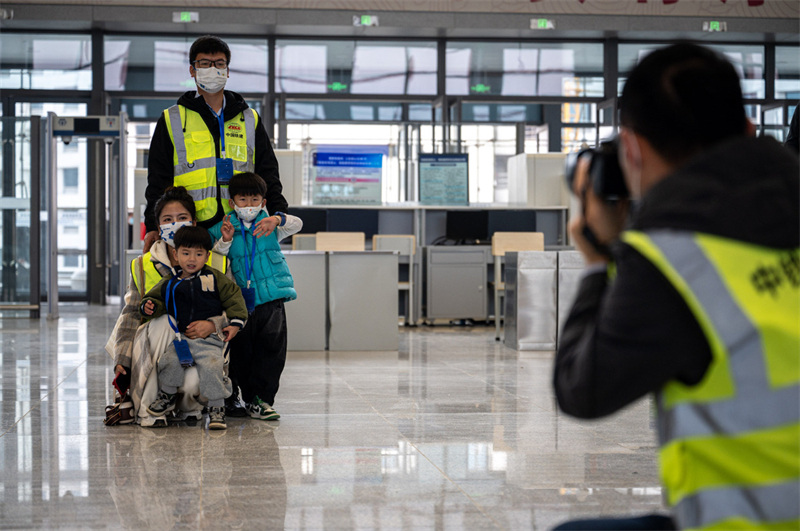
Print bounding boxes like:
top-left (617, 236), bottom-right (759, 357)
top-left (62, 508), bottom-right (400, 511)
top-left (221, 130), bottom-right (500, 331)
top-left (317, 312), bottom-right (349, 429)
top-left (140, 265), bottom-right (247, 333)
top-left (554, 136), bottom-right (800, 418)
top-left (144, 90), bottom-right (288, 232)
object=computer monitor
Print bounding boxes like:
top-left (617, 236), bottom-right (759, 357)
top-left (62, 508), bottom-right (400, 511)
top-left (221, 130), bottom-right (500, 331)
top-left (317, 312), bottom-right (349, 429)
top-left (326, 209), bottom-right (380, 238)
top-left (289, 207), bottom-right (328, 234)
top-left (488, 210), bottom-right (537, 235)
top-left (446, 210), bottom-right (489, 244)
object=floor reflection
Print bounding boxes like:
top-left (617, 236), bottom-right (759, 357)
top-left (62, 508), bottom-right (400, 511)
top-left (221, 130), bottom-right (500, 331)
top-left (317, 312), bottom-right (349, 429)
top-left (1, 304), bottom-right (664, 529)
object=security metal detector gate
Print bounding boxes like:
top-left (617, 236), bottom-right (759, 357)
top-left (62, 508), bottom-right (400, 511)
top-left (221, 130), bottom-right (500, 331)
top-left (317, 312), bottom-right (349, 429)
top-left (45, 113), bottom-right (127, 318)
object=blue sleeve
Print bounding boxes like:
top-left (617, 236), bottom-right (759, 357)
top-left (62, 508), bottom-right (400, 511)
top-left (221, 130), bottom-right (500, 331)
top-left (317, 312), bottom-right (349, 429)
top-left (208, 221), bottom-right (222, 243)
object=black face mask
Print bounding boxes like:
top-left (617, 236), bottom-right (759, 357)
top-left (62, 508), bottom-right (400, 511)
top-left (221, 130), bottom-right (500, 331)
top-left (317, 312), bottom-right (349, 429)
top-left (581, 222), bottom-right (612, 258)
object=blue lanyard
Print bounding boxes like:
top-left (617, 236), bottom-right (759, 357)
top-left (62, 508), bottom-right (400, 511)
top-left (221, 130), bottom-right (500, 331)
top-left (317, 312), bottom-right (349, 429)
top-left (240, 224), bottom-right (257, 288)
top-left (165, 277), bottom-right (184, 337)
top-left (213, 107), bottom-right (226, 157)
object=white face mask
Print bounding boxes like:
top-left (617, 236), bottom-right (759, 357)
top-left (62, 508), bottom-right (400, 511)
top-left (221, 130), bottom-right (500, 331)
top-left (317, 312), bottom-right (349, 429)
top-left (194, 67), bottom-right (227, 94)
top-left (234, 206), bottom-right (261, 223)
top-left (159, 220), bottom-right (193, 247)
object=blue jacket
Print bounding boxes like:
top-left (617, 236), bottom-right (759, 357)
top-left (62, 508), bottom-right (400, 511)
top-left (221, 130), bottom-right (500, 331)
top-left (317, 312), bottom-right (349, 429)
top-left (209, 211), bottom-right (296, 307)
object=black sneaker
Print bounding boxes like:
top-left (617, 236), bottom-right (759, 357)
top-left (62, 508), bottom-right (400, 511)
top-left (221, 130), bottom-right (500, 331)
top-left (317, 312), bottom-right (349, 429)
top-left (225, 394), bottom-right (248, 418)
top-left (146, 391), bottom-right (178, 417)
top-left (208, 407), bottom-right (227, 430)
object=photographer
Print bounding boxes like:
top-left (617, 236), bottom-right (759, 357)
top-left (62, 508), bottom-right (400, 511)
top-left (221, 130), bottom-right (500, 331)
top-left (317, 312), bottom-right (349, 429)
top-left (553, 44), bottom-right (799, 530)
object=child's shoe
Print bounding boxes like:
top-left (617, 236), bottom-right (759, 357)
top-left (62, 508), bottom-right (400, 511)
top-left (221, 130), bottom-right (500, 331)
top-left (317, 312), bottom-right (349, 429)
top-left (246, 396), bottom-right (280, 420)
top-left (146, 391), bottom-right (178, 417)
top-left (207, 406), bottom-right (227, 430)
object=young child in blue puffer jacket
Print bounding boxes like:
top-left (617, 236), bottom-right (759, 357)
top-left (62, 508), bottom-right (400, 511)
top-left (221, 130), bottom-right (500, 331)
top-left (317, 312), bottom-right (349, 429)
top-left (208, 172), bottom-right (302, 421)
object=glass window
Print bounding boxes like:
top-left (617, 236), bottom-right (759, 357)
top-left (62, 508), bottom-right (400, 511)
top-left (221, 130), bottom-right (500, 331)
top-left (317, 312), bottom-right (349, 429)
top-left (16, 102), bottom-right (88, 298)
top-left (409, 104), bottom-right (433, 122)
top-left (275, 40), bottom-right (437, 95)
top-left (104, 36), bottom-right (267, 93)
top-left (63, 168), bottom-right (79, 190)
top-left (713, 44), bottom-right (765, 99)
top-left (776, 46), bottom-right (800, 99)
top-left (1, 33), bottom-right (92, 90)
top-left (445, 42), bottom-right (603, 97)
top-left (619, 43), bottom-right (765, 99)
top-left (115, 97), bottom-right (261, 122)
top-left (461, 103), bottom-right (543, 123)
top-left (283, 100), bottom-right (405, 122)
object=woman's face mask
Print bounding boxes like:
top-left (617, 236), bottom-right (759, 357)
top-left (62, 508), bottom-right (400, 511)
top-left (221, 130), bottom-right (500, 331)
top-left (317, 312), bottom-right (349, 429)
top-left (194, 67), bottom-right (227, 94)
top-left (159, 220), bottom-right (193, 247)
top-left (234, 206), bottom-right (261, 223)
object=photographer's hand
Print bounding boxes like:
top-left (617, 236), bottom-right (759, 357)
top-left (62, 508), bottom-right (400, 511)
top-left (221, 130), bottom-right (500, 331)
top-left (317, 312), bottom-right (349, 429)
top-left (571, 157), bottom-right (630, 265)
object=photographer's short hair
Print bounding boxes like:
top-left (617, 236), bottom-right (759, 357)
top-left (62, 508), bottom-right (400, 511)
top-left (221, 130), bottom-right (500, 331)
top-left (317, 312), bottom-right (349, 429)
top-left (174, 225), bottom-right (212, 252)
top-left (228, 172), bottom-right (267, 199)
top-left (189, 35), bottom-right (231, 64)
top-left (620, 43), bottom-right (748, 164)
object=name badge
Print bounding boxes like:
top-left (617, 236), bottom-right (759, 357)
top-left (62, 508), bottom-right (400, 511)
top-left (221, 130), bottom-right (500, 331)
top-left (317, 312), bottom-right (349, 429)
top-left (216, 158), bottom-right (234, 184)
top-left (242, 286), bottom-right (256, 313)
top-left (173, 338), bottom-right (195, 368)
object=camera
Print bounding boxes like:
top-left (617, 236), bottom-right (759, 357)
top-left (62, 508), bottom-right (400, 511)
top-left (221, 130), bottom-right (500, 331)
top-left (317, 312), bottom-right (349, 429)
top-left (564, 137), bottom-right (629, 202)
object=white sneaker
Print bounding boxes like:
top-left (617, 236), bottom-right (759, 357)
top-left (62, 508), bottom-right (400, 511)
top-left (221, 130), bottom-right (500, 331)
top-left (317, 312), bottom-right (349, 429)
top-left (246, 396), bottom-right (280, 420)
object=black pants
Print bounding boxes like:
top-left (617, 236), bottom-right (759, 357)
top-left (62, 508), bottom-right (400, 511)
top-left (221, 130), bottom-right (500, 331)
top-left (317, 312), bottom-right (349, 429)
top-left (230, 299), bottom-right (287, 405)
top-left (553, 514), bottom-right (675, 530)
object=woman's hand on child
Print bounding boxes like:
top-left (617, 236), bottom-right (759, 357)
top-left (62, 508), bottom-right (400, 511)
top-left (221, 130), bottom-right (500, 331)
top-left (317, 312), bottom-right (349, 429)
top-left (222, 325), bottom-right (239, 342)
top-left (253, 216), bottom-right (280, 239)
top-left (142, 300), bottom-right (155, 316)
top-left (221, 215), bottom-right (234, 242)
top-left (185, 320), bottom-right (215, 339)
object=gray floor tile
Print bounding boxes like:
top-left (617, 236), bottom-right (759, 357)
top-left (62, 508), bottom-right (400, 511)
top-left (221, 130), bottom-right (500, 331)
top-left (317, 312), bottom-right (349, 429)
top-left (0, 304), bottom-right (665, 529)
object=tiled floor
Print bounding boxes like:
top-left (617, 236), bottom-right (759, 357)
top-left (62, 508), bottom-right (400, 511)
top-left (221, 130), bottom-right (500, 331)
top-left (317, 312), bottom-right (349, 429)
top-left (1, 304), bottom-right (665, 530)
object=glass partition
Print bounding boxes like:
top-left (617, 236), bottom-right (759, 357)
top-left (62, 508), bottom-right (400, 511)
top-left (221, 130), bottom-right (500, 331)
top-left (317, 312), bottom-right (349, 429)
top-left (282, 122), bottom-right (524, 204)
top-left (460, 103), bottom-right (543, 123)
top-left (104, 35), bottom-right (268, 93)
top-left (275, 39), bottom-right (437, 95)
top-left (445, 41), bottom-right (603, 97)
top-left (1, 33), bottom-right (92, 90)
top-left (1, 117), bottom-right (38, 310)
top-left (776, 46), bottom-right (800, 99)
top-left (619, 43), bottom-right (765, 99)
top-left (16, 102), bottom-right (88, 299)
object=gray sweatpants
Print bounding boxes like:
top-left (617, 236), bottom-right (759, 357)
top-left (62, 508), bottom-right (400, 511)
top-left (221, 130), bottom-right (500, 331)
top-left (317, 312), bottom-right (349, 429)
top-left (157, 335), bottom-right (232, 403)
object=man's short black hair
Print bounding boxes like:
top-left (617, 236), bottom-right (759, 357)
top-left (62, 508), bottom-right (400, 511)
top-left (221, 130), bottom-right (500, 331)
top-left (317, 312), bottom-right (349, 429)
top-left (228, 172), bottom-right (267, 200)
top-left (173, 225), bottom-right (212, 252)
top-left (189, 35), bottom-right (231, 65)
top-left (620, 43), bottom-right (748, 164)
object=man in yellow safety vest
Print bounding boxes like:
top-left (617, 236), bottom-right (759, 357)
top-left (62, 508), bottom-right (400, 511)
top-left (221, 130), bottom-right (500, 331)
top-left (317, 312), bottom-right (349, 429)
top-left (143, 35), bottom-right (288, 252)
top-left (553, 43), bottom-right (799, 530)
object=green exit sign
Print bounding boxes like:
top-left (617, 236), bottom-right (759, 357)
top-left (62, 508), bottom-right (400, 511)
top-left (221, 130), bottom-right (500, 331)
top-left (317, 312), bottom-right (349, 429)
top-left (328, 82), bottom-right (348, 92)
top-left (352, 14), bottom-right (379, 27)
top-left (703, 20), bottom-right (727, 32)
top-left (470, 83), bottom-right (491, 94)
top-left (172, 11), bottom-right (198, 23)
top-left (530, 18), bottom-right (555, 30)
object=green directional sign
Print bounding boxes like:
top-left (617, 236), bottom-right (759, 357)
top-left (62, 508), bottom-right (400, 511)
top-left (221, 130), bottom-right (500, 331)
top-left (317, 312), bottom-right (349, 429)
top-left (709, 21), bottom-right (720, 31)
top-left (471, 84), bottom-right (491, 94)
top-left (328, 82), bottom-right (348, 92)
top-left (180, 11), bottom-right (192, 22)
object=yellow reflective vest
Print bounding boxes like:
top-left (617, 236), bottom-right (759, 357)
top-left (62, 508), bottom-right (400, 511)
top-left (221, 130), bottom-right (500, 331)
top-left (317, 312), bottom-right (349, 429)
top-left (130, 250), bottom-right (227, 298)
top-left (623, 229), bottom-right (800, 531)
top-left (163, 104), bottom-right (257, 223)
